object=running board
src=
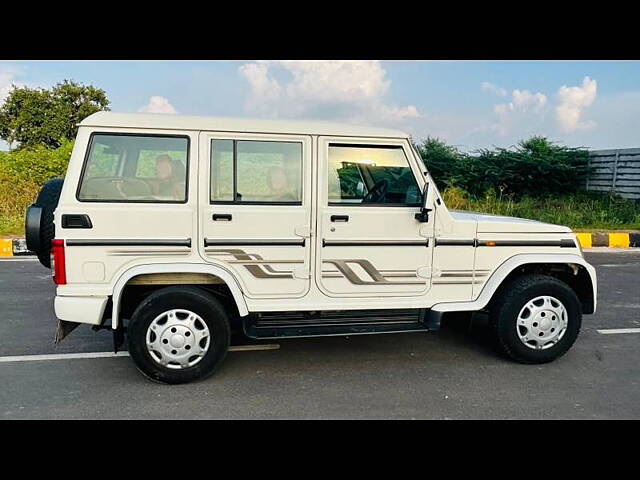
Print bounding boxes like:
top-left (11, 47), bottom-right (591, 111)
top-left (243, 309), bottom-right (442, 339)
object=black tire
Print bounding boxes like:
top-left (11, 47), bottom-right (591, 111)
top-left (30, 178), bottom-right (64, 268)
top-left (127, 286), bottom-right (230, 384)
top-left (490, 274), bottom-right (582, 364)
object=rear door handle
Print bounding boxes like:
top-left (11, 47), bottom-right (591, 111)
top-left (212, 214), bottom-right (232, 221)
top-left (331, 215), bottom-right (349, 222)
top-left (61, 214), bottom-right (93, 229)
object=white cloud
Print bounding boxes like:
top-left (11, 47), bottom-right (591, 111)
top-left (0, 67), bottom-right (26, 105)
top-left (481, 81), bottom-right (507, 97)
top-left (491, 89), bottom-right (548, 136)
top-left (555, 76), bottom-right (597, 132)
top-left (494, 89), bottom-right (547, 115)
top-left (238, 62), bottom-right (281, 114)
top-left (512, 90), bottom-right (547, 112)
top-left (138, 96), bottom-right (177, 114)
top-left (238, 60), bottom-right (420, 126)
top-left (278, 60), bottom-right (390, 103)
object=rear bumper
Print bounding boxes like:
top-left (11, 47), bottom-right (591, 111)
top-left (54, 295), bottom-right (109, 326)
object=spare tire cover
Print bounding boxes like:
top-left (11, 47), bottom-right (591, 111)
top-left (30, 177), bottom-right (64, 268)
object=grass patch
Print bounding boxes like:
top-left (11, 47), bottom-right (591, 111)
top-left (0, 172), bottom-right (40, 236)
top-left (442, 186), bottom-right (640, 231)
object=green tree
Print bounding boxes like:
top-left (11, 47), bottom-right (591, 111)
top-left (413, 136), bottom-right (464, 190)
top-left (0, 80), bottom-right (109, 149)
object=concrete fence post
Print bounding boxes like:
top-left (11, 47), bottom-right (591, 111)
top-left (612, 149), bottom-right (619, 192)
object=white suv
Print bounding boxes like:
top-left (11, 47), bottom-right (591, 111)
top-left (25, 112), bottom-right (597, 384)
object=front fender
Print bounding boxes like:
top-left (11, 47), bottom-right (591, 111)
top-left (431, 253), bottom-right (597, 313)
top-left (111, 262), bottom-right (249, 329)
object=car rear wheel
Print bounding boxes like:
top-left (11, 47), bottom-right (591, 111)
top-left (490, 274), bottom-right (582, 364)
top-left (127, 286), bottom-right (230, 384)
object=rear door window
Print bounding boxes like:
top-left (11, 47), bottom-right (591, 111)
top-left (210, 139), bottom-right (302, 204)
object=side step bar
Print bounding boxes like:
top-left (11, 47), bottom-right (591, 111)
top-left (243, 309), bottom-right (442, 339)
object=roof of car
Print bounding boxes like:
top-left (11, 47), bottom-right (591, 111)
top-left (79, 112), bottom-right (409, 138)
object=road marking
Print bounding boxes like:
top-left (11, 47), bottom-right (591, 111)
top-left (598, 264), bottom-right (640, 267)
top-left (583, 248), bottom-right (640, 253)
top-left (0, 257), bottom-right (39, 262)
top-left (596, 328), bottom-right (640, 335)
top-left (0, 344), bottom-right (280, 363)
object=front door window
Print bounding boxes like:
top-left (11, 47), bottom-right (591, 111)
top-left (328, 144), bottom-right (422, 206)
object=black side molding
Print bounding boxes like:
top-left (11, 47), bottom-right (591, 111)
top-left (434, 238), bottom-right (476, 246)
top-left (323, 239), bottom-right (429, 247)
top-left (434, 238), bottom-right (577, 248)
top-left (477, 239), bottom-right (577, 248)
top-left (204, 238), bottom-right (305, 247)
top-left (61, 214), bottom-right (93, 229)
top-left (65, 239), bottom-right (191, 247)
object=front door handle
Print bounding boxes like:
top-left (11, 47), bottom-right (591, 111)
top-left (331, 215), bottom-right (349, 222)
top-left (212, 213), bottom-right (232, 221)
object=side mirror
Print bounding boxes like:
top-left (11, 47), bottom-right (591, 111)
top-left (414, 183), bottom-right (432, 223)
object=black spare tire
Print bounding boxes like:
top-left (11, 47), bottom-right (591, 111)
top-left (25, 177), bottom-right (64, 268)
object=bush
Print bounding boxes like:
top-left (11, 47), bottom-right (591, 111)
top-left (415, 136), bottom-right (590, 198)
top-left (0, 140), bottom-right (73, 235)
top-left (0, 139), bottom-right (73, 185)
top-left (0, 172), bottom-right (40, 235)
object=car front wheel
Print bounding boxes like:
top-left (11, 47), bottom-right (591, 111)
top-left (490, 274), bottom-right (582, 364)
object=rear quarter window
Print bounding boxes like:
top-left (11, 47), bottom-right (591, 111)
top-left (77, 133), bottom-right (189, 203)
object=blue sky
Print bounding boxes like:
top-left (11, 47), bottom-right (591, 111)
top-left (1, 60), bottom-right (639, 151)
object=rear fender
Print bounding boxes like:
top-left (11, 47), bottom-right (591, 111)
top-left (111, 263), bottom-right (249, 329)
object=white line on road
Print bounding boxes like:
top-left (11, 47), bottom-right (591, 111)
top-left (583, 248), bottom-right (640, 253)
top-left (596, 328), bottom-right (640, 335)
top-left (597, 264), bottom-right (640, 268)
top-left (0, 257), bottom-right (39, 262)
top-left (0, 344), bottom-right (280, 363)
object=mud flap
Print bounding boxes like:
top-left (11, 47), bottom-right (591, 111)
top-left (54, 319), bottom-right (81, 343)
top-left (113, 326), bottom-right (125, 353)
top-left (423, 309), bottom-right (442, 330)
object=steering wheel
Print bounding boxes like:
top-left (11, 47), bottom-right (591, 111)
top-left (362, 179), bottom-right (389, 204)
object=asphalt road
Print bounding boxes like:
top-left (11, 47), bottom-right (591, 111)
top-left (1, 251), bottom-right (639, 419)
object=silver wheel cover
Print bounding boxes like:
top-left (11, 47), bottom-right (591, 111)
top-left (516, 296), bottom-right (568, 350)
top-left (146, 309), bottom-right (210, 369)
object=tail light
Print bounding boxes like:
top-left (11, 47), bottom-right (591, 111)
top-left (51, 239), bottom-right (67, 285)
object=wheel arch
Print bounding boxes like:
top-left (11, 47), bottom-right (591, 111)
top-left (431, 254), bottom-right (597, 314)
top-left (111, 263), bottom-right (249, 329)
